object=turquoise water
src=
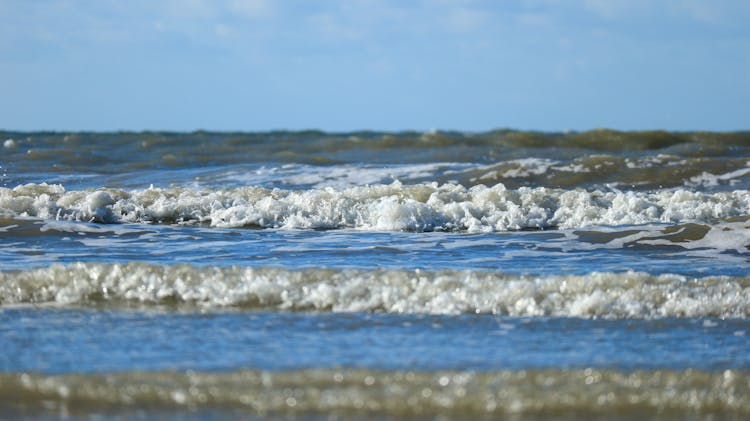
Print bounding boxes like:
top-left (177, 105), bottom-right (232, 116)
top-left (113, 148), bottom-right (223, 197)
top-left (1, 130), bottom-right (750, 420)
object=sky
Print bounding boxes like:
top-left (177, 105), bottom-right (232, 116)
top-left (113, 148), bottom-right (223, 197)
top-left (1, 0), bottom-right (749, 132)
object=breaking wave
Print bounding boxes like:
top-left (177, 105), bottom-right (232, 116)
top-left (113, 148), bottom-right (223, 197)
top-left (2, 182), bottom-right (750, 231)
top-left (2, 263), bottom-right (749, 318)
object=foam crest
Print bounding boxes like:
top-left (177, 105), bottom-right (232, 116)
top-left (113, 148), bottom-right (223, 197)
top-left (2, 182), bottom-right (750, 232)
top-left (216, 162), bottom-right (466, 189)
top-left (2, 368), bottom-right (748, 419)
top-left (1, 263), bottom-right (749, 318)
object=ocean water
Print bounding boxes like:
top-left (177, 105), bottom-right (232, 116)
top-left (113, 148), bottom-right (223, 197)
top-left (1, 129), bottom-right (749, 420)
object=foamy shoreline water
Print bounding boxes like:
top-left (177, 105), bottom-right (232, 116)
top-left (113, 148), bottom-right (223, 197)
top-left (2, 368), bottom-right (748, 420)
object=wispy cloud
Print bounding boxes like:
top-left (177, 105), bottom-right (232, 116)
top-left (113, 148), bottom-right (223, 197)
top-left (226, 0), bottom-right (274, 19)
top-left (444, 8), bottom-right (489, 32)
top-left (1, 0), bottom-right (748, 131)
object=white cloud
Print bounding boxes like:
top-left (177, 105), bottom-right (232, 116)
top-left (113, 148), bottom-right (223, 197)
top-left (515, 12), bottom-right (553, 26)
top-left (677, 0), bottom-right (727, 25)
top-left (582, 0), bottom-right (650, 19)
top-left (214, 23), bottom-right (233, 38)
top-left (226, 0), bottom-right (273, 20)
top-left (163, 0), bottom-right (218, 19)
top-left (581, 0), bottom-right (750, 26)
top-left (306, 13), bottom-right (364, 42)
top-left (444, 8), bottom-right (488, 32)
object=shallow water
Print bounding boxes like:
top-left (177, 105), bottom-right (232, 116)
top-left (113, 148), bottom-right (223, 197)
top-left (1, 129), bottom-right (750, 420)
top-left (2, 217), bottom-right (748, 277)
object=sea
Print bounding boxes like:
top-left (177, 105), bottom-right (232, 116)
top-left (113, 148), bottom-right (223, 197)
top-left (0, 129), bottom-right (749, 420)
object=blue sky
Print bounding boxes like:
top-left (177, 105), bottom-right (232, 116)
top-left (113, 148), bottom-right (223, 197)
top-left (1, 0), bottom-right (749, 132)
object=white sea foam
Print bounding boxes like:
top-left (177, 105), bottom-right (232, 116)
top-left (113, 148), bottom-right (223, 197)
top-left (216, 163), bottom-right (467, 189)
top-left (625, 154), bottom-right (685, 169)
top-left (1, 263), bottom-right (748, 318)
top-left (551, 163), bottom-right (590, 173)
top-left (497, 158), bottom-right (558, 178)
top-left (469, 158), bottom-right (559, 182)
top-left (1, 182), bottom-right (749, 232)
top-left (687, 162), bottom-right (750, 188)
top-left (557, 220), bottom-right (750, 257)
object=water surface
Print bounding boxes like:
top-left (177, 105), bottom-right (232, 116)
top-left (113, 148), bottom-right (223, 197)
top-left (1, 129), bottom-right (749, 420)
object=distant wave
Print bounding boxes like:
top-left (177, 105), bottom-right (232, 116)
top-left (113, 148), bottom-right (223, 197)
top-left (187, 157), bottom-right (750, 191)
top-left (2, 263), bottom-right (749, 318)
top-left (3, 130), bottom-right (750, 191)
top-left (2, 182), bottom-right (750, 231)
top-left (3, 129), bottom-right (749, 155)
